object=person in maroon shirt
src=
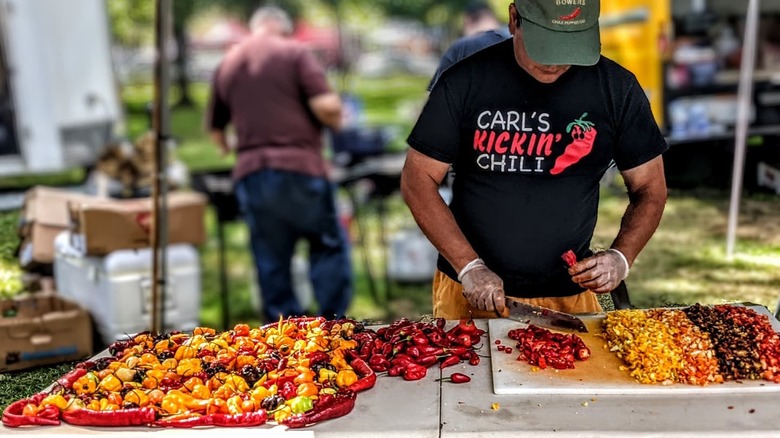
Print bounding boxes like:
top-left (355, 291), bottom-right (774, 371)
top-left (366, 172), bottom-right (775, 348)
top-left (206, 6), bottom-right (352, 322)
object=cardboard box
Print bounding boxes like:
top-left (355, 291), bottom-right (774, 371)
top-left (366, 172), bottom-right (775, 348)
top-left (17, 187), bottom-right (100, 270)
top-left (69, 191), bottom-right (207, 256)
top-left (0, 293), bottom-right (92, 372)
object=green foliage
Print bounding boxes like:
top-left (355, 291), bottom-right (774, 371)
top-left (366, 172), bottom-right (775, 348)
top-left (107, 0), bottom-right (155, 46)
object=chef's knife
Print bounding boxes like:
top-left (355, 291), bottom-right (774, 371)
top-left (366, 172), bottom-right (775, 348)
top-left (500, 297), bottom-right (589, 333)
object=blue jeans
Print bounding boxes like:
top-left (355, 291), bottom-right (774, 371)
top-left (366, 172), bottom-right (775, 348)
top-left (235, 169), bottom-right (353, 322)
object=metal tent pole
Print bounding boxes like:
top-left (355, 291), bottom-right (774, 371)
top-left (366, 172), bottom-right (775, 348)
top-left (151, 0), bottom-right (172, 333)
top-left (726, 0), bottom-right (760, 260)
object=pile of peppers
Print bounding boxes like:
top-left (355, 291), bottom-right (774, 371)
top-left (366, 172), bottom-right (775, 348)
top-left (2, 317), bottom-right (374, 428)
top-left (2, 316), bottom-right (482, 429)
top-left (351, 317), bottom-right (484, 381)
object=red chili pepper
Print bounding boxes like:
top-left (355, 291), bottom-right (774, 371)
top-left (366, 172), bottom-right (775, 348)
top-left (369, 354), bottom-right (391, 372)
top-left (411, 333), bottom-right (429, 346)
top-left (280, 381), bottom-right (297, 400)
top-left (561, 250), bottom-right (578, 268)
top-left (406, 345), bottom-right (421, 358)
top-left (455, 334), bottom-right (473, 348)
top-left (427, 332), bottom-right (444, 346)
top-left (62, 407), bottom-right (156, 427)
top-left (435, 318), bottom-right (446, 330)
top-left (468, 352), bottom-right (481, 366)
top-left (446, 346), bottom-right (469, 358)
top-left (57, 368), bottom-right (87, 390)
top-left (282, 389), bottom-right (356, 428)
top-left (448, 373), bottom-right (471, 383)
top-left (457, 318), bottom-right (480, 335)
top-left (416, 354), bottom-right (438, 367)
top-left (387, 365), bottom-right (404, 377)
top-left (211, 411), bottom-right (268, 427)
top-left (418, 345), bottom-right (444, 356)
top-left (550, 113), bottom-right (597, 175)
top-left (2, 398), bottom-right (61, 427)
top-left (403, 364), bottom-right (428, 381)
top-left (308, 351), bottom-right (330, 366)
top-left (347, 357), bottom-right (377, 392)
top-left (440, 355), bottom-right (460, 369)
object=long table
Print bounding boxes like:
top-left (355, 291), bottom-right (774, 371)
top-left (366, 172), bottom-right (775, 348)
top-left (4, 316), bottom-right (780, 437)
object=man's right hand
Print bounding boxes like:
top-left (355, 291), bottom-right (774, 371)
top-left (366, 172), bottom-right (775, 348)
top-left (460, 263), bottom-right (506, 314)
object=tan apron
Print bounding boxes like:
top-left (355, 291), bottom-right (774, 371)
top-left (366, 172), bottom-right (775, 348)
top-left (432, 270), bottom-right (603, 320)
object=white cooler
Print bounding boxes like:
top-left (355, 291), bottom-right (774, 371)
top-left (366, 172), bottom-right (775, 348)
top-left (53, 231), bottom-right (201, 345)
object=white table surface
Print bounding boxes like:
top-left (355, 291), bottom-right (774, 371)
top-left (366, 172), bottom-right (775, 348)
top-left (5, 313), bottom-right (780, 437)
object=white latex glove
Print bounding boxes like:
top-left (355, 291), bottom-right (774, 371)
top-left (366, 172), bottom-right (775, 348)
top-left (568, 249), bottom-right (630, 294)
top-left (458, 259), bottom-right (506, 314)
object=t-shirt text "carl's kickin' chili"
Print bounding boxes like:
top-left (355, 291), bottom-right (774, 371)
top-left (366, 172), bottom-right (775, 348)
top-left (472, 110), bottom-right (597, 175)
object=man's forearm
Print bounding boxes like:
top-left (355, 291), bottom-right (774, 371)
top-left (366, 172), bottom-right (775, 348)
top-left (611, 186), bottom-right (667, 266)
top-left (400, 172), bottom-right (478, 274)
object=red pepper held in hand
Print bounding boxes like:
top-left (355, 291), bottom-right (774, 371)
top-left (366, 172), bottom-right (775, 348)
top-left (561, 250), bottom-right (578, 268)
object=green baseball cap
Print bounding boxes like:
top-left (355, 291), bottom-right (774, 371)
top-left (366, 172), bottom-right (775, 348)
top-left (516, 0), bottom-right (601, 66)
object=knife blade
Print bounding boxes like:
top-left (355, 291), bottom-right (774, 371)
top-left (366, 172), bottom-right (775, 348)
top-left (502, 297), bottom-right (588, 333)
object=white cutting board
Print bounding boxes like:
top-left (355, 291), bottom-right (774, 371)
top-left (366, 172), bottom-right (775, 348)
top-left (489, 305), bottom-right (780, 395)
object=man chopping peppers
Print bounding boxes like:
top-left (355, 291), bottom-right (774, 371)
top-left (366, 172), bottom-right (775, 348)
top-left (401, 0), bottom-right (668, 319)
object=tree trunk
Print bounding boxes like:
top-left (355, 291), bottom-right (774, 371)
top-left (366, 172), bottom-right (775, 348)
top-left (174, 24), bottom-right (194, 108)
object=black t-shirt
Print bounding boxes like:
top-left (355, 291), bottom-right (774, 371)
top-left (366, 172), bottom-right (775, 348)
top-left (407, 39), bottom-right (668, 298)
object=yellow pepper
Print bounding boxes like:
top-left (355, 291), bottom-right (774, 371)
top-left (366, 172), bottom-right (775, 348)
top-left (174, 345), bottom-right (197, 361)
top-left (226, 395), bottom-right (244, 415)
top-left (336, 369), bottom-right (359, 388)
top-left (222, 374), bottom-right (249, 393)
top-left (73, 373), bottom-right (99, 395)
top-left (193, 326), bottom-right (216, 336)
top-left (296, 382), bottom-right (319, 397)
top-left (41, 394), bottom-right (69, 410)
top-left (154, 339), bottom-right (175, 354)
top-left (176, 358), bottom-right (203, 377)
top-left (161, 358), bottom-right (178, 370)
top-left (99, 374), bottom-right (122, 392)
top-left (249, 386), bottom-right (273, 405)
top-left (139, 352), bottom-right (159, 366)
top-left (273, 405), bottom-right (292, 423)
top-left (294, 368), bottom-right (316, 385)
top-left (191, 384), bottom-right (211, 400)
top-left (318, 368), bottom-right (338, 384)
top-left (123, 388), bottom-right (150, 407)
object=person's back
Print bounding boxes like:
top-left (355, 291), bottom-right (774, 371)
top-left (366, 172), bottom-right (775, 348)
top-left (212, 33), bottom-right (332, 181)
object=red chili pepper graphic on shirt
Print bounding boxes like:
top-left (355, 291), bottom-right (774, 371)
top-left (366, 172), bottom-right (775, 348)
top-left (559, 7), bottom-right (582, 21)
top-left (550, 113), bottom-right (596, 175)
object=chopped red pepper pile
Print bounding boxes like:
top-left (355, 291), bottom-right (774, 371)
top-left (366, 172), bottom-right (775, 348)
top-left (507, 325), bottom-right (591, 370)
top-left (2, 316), bottom-right (483, 429)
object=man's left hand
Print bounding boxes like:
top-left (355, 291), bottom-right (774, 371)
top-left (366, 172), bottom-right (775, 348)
top-left (568, 250), bottom-right (629, 294)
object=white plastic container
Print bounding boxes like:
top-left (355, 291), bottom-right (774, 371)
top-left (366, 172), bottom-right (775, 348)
top-left (53, 232), bottom-right (201, 345)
